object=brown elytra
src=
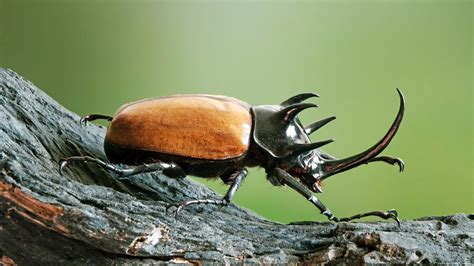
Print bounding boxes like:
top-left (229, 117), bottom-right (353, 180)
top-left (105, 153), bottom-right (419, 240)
top-left (105, 95), bottom-right (252, 160)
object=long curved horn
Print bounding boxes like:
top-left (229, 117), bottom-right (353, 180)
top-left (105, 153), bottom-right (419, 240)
top-left (321, 89), bottom-right (405, 179)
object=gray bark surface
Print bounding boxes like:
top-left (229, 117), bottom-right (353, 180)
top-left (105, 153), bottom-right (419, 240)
top-left (0, 68), bottom-right (472, 264)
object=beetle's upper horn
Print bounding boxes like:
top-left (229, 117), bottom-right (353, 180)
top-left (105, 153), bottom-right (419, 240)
top-left (287, 139), bottom-right (335, 157)
top-left (305, 116), bottom-right (336, 135)
top-left (280, 93), bottom-right (319, 106)
top-left (278, 103), bottom-right (318, 122)
top-left (320, 89), bottom-right (405, 180)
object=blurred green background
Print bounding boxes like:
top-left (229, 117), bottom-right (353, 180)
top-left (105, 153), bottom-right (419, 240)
top-left (0, 0), bottom-right (472, 223)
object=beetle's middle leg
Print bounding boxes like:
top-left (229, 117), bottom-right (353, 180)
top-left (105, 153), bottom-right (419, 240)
top-left (166, 168), bottom-right (248, 216)
top-left (59, 156), bottom-right (185, 179)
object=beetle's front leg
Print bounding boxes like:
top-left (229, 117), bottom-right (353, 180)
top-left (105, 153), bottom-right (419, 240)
top-left (270, 168), bottom-right (400, 225)
top-left (338, 209), bottom-right (400, 226)
top-left (270, 168), bottom-right (338, 221)
top-left (367, 156), bottom-right (405, 172)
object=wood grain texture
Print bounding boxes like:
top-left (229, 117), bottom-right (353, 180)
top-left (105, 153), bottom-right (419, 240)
top-left (106, 95), bottom-right (252, 160)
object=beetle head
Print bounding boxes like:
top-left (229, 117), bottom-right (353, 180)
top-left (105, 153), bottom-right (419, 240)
top-left (287, 150), bottom-right (326, 193)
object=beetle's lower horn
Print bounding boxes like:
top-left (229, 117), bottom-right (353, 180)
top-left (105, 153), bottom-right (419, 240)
top-left (320, 89), bottom-right (405, 179)
top-left (289, 139), bottom-right (335, 156)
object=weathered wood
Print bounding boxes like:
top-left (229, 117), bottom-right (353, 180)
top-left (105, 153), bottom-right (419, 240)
top-left (0, 68), bottom-right (472, 264)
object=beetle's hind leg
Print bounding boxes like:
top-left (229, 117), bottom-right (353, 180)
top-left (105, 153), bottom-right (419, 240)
top-left (80, 114), bottom-right (113, 126)
top-left (59, 156), bottom-right (185, 179)
top-left (166, 169), bottom-right (248, 216)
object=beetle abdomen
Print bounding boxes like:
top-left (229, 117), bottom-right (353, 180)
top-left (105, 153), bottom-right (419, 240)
top-left (105, 95), bottom-right (252, 160)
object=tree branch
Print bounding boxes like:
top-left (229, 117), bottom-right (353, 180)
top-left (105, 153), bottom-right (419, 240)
top-left (0, 68), bottom-right (472, 264)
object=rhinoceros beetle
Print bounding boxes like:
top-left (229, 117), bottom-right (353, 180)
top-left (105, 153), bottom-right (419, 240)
top-left (60, 89), bottom-right (405, 224)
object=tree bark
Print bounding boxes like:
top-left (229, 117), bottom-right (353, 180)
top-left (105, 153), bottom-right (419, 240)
top-left (0, 68), bottom-right (472, 264)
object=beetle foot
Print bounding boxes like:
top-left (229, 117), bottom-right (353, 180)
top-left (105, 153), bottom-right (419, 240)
top-left (58, 157), bottom-right (90, 174)
top-left (58, 159), bottom-right (70, 174)
top-left (165, 202), bottom-right (186, 217)
top-left (322, 210), bottom-right (339, 222)
top-left (79, 114), bottom-right (113, 126)
top-left (79, 115), bottom-right (90, 126)
top-left (371, 209), bottom-right (400, 226)
top-left (337, 209), bottom-right (400, 227)
top-left (367, 156), bottom-right (405, 172)
top-left (382, 209), bottom-right (400, 226)
top-left (58, 157), bottom-right (91, 174)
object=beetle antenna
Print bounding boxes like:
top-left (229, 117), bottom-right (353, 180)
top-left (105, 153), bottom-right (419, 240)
top-left (287, 139), bottom-right (335, 157)
top-left (305, 116), bottom-right (336, 135)
top-left (278, 103), bottom-right (318, 122)
top-left (280, 93), bottom-right (319, 107)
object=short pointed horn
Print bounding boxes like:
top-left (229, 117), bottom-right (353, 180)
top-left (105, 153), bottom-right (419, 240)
top-left (321, 89), bottom-right (405, 179)
top-left (280, 93), bottom-right (319, 106)
top-left (288, 139), bottom-right (335, 157)
top-left (305, 116), bottom-right (336, 135)
top-left (278, 103), bottom-right (318, 122)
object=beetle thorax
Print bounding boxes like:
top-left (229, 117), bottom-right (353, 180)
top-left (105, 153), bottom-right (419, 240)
top-left (251, 99), bottom-right (333, 193)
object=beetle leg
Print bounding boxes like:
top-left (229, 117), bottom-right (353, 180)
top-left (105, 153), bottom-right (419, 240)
top-left (80, 114), bottom-right (113, 126)
top-left (59, 156), bottom-right (185, 179)
top-left (221, 169), bottom-right (248, 202)
top-left (270, 168), bottom-right (337, 221)
top-left (338, 209), bottom-right (400, 226)
top-left (271, 168), bottom-right (400, 225)
top-left (166, 168), bottom-right (248, 216)
top-left (366, 156), bottom-right (405, 172)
